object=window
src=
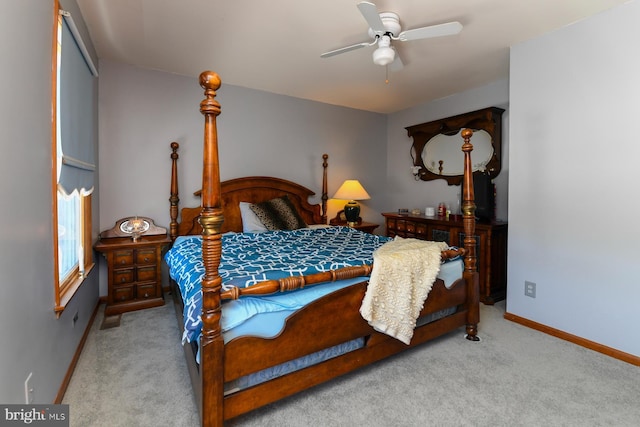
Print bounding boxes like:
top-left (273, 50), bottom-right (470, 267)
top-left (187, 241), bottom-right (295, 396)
top-left (52, 3), bottom-right (98, 315)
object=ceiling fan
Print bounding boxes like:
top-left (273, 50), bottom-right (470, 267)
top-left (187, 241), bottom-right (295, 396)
top-left (321, 1), bottom-right (463, 71)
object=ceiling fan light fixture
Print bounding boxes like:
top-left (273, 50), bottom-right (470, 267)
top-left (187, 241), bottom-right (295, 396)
top-left (372, 45), bottom-right (395, 66)
top-left (321, 2), bottom-right (463, 72)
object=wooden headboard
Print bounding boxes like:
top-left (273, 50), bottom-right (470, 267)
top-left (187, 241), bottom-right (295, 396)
top-left (169, 143), bottom-right (328, 239)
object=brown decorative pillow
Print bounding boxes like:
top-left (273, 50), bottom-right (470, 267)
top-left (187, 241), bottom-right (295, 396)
top-left (249, 195), bottom-right (308, 231)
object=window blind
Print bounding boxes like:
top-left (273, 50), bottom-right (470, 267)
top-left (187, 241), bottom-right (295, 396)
top-left (57, 13), bottom-right (96, 194)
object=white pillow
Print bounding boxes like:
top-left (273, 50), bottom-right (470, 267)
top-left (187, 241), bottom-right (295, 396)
top-left (239, 202), bottom-right (268, 233)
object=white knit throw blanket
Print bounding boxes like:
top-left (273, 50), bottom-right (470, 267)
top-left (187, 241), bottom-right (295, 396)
top-left (360, 237), bottom-right (448, 345)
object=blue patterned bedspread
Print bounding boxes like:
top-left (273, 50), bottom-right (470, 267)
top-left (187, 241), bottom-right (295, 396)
top-left (165, 227), bottom-right (391, 344)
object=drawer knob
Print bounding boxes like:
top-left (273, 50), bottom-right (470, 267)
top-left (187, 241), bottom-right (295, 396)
top-left (144, 293), bottom-right (149, 298)
top-left (144, 257), bottom-right (149, 262)
top-left (120, 278), bottom-right (126, 282)
top-left (120, 260), bottom-right (125, 264)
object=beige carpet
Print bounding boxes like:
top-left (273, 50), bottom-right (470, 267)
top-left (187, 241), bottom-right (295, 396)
top-left (63, 294), bottom-right (640, 426)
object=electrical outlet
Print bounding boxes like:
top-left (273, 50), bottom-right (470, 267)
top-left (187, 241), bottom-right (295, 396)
top-left (72, 310), bottom-right (79, 327)
top-left (525, 281), bottom-right (536, 298)
top-left (24, 372), bottom-right (34, 404)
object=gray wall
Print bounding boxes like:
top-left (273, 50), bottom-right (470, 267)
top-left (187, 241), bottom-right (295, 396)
top-left (0, 0), bottom-right (100, 404)
top-left (508, 0), bottom-right (640, 356)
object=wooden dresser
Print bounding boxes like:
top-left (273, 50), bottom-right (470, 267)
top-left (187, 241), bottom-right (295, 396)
top-left (95, 234), bottom-right (171, 315)
top-left (382, 213), bottom-right (508, 304)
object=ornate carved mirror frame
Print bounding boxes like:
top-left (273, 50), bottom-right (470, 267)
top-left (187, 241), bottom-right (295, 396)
top-left (407, 106), bottom-right (505, 185)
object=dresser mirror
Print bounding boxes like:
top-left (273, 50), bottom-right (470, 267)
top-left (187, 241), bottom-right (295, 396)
top-left (406, 106), bottom-right (505, 185)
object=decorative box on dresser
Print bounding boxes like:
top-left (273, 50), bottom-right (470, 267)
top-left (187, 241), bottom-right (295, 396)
top-left (382, 213), bottom-right (508, 304)
top-left (95, 217), bottom-right (171, 315)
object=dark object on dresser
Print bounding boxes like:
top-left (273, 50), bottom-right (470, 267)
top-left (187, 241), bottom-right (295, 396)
top-left (467, 172), bottom-right (495, 221)
top-left (383, 213), bottom-right (507, 304)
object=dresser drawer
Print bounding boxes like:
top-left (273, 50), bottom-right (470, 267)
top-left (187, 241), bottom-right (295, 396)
top-left (113, 285), bottom-right (134, 302)
top-left (113, 250), bottom-right (134, 266)
top-left (137, 283), bottom-right (158, 299)
top-left (113, 268), bottom-right (134, 284)
top-left (136, 265), bottom-right (157, 282)
top-left (136, 248), bottom-right (157, 265)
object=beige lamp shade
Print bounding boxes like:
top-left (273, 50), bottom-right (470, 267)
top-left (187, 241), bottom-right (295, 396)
top-left (332, 180), bottom-right (371, 201)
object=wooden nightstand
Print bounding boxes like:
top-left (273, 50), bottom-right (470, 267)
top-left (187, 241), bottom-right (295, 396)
top-left (349, 221), bottom-right (379, 234)
top-left (329, 211), bottom-right (379, 234)
top-left (95, 221), bottom-right (171, 315)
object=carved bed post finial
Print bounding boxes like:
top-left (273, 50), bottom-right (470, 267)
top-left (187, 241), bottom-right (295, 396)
top-left (169, 142), bottom-right (180, 241)
top-left (461, 128), bottom-right (480, 341)
top-left (322, 154), bottom-right (329, 224)
top-left (198, 70), bottom-right (225, 427)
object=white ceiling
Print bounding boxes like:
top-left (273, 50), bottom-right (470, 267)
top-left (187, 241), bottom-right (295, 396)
top-left (76, 0), bottom-right (628, 114)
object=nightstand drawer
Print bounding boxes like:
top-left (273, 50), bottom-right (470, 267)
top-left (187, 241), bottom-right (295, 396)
top-left (136, 265), bottom-right (157, 282)
top-left (114, 250), bottom-right (134, 266)
top-left (137, 283), bottom-right (157, 299)
top-left (113, 285), bottom-right (134, 302)
top-left (136, 248), bottom-right (157, 264)
top-left (113, 268), bottom-right (134, 284)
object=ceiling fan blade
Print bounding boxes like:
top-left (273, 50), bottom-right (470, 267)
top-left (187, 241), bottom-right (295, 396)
top-left (398, 21), bottom-right (463, 42)
top-left (389, 50), bottom-right (404, 72)
top-left (357, 1), bottom-right (385, 34)
top-left (321, 42), bottom-right (370, 58)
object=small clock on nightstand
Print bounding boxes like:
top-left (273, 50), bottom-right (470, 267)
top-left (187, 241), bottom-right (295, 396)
top-left (329, 210), bottom-right (379, 234)
top-left (95, 217), bottom-right (171, 315)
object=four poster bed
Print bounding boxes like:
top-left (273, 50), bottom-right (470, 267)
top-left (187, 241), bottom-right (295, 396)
top-left (165, 71), bottom-right (480, 426)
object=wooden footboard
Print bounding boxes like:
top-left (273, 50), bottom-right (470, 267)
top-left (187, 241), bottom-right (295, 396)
top-left (171, 272), bottom-right (471, 422)
top-left (222, 277), bottom-right (470, 419)
top-left (224, 277), bottom-right (468, 382)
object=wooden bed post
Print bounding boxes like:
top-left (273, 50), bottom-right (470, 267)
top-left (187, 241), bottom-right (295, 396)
top-left (169, 142), bottom-right (180, 242)
top-left (461, 128), bottom-right (480, 341)
top-left (321, 153), bottom-right (328, 224)
top-left (198, 71), bottom-right (225, 427)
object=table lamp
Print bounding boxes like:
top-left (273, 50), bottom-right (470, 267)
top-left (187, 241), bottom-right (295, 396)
top-left (333, 180), bottom-right (371, 226)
